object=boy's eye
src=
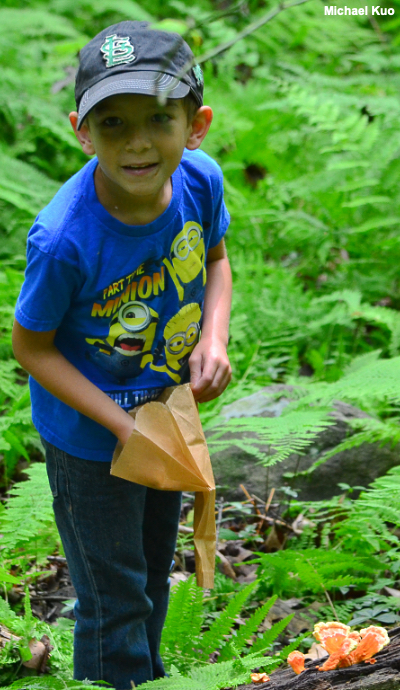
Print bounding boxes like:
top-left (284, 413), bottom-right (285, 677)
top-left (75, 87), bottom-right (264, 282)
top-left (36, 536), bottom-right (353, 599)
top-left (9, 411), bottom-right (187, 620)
top-left (152, 113), bottom-right (171, 124)
top-left (103, 116), bottom-right (122, 127)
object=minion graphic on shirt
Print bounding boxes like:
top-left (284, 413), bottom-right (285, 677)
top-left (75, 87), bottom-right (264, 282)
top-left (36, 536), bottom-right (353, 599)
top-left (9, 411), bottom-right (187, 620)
top-left (151, 302), bottom-right (202, 383)
top-left (86, 300), bottom-right (159, 382)
top-left (163, 221), bottom-right (206, 302)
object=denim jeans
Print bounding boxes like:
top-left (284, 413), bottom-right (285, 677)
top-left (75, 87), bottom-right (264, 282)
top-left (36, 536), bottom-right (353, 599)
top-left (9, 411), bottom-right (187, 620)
top-left (41, 438), bottom-right (181, 690)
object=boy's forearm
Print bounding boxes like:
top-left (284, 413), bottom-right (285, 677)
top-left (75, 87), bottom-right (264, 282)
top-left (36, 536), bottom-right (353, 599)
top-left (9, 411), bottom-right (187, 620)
top-left (201, 254), bottom-right (232, 345)
top-left (12, 321), bottom-right (134, 445)
top-left (189, 245), bottom-right (232, 402)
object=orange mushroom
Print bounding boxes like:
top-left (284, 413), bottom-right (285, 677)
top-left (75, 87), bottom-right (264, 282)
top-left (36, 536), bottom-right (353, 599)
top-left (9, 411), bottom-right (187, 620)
top-left (251, 672), bottom-right (270, 683)
top-left (288, 622), bottom-right (391, 675)
top-left (340, 626), bottom-right (389, 667)
top-left (317, 635), bottom-right (359, 671)
top-left (287, 650), bottom-right (305, 674)
top-left (313, 621), bottom-right (351, 654)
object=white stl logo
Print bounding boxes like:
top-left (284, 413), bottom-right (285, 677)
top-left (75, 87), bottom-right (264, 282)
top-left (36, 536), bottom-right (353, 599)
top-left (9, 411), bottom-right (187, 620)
top-left (101, 34), bottom-right (135, 67)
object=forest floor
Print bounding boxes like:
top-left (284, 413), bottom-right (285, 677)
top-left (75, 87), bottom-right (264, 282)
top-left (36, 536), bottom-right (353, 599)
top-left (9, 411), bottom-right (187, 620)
top-left (8, 485), bottom-right (400, 689)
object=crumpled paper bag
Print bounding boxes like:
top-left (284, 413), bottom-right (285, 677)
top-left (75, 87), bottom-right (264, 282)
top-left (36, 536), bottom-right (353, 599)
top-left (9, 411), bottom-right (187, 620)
top-left (111, 384), bottom-right (216, 588)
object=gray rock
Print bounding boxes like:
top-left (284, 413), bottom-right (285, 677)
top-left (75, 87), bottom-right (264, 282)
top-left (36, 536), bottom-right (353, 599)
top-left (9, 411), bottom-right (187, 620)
top-left (207, 386), bottom-right (400, 502)
top-left (220, 385), bottom-right (294, 420)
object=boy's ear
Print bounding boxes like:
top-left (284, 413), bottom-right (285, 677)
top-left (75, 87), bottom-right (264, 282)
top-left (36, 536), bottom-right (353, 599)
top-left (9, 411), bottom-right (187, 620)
top-left (185, 106), bottom-right (213, 150)
top-left (69, 112), bottom-right (96, 156)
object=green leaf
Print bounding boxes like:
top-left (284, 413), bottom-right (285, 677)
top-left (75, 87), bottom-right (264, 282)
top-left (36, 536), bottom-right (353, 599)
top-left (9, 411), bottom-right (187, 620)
top-left (3, 429), bottom-right (30, 461)
top-left (349, 216), bottom-right (400, 234)
top-left (0, 565), bottom-right (21, 584)
top-left (342, 196), bottom-right (390, 208)
top-left (151, 19), bottom-right (189, 35)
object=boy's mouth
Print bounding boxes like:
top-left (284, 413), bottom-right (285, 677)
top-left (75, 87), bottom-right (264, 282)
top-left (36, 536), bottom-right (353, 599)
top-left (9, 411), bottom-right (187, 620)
top-left (122, 163), bottom-right (158, 176)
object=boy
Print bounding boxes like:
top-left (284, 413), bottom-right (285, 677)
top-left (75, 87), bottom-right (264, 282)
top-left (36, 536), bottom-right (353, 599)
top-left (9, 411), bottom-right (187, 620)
top-left (12, 20), bottom-right (231, 690)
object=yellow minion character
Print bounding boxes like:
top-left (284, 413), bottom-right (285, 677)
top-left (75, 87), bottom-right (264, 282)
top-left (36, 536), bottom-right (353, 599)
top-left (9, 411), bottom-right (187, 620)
top-left (163, 222), bottom-right (206, 301)
top-left (86, 300), bottom-right (158, 380)
top-left (151, 303), bottom-right (201, 383)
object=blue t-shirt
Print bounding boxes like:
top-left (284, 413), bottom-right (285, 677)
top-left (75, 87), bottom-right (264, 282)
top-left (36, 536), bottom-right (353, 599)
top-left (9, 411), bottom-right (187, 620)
top-left (15, 149), bottom-right (230, 461)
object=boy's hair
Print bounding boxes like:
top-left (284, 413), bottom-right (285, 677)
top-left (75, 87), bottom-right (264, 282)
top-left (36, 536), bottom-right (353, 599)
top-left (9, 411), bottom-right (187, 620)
top-left (75, 20), bottom-right (204, 130)
top-left (184, 94), bottom-right (200, 122)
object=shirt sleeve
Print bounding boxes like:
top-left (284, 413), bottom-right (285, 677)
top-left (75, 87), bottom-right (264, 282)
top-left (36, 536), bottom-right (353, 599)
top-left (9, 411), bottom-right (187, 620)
top-left (208, 165), bottom-right (230, 249)
top-left (15, 241), bottom-right (82, 332)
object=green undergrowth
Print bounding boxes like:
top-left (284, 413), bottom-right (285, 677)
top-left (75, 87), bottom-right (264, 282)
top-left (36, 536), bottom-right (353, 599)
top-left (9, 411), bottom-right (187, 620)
top-left (1, 0), bottom-right (400, 474)
top-left (2, 462), bottom-right (400, 687)
top-left (1, 0), bottom-right (400, 688)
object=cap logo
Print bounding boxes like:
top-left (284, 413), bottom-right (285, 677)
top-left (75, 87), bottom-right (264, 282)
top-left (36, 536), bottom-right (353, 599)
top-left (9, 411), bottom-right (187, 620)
top-left (192, 64), bottom-right (203, 87)
top-left (100, 34), bottom-right (135, 68)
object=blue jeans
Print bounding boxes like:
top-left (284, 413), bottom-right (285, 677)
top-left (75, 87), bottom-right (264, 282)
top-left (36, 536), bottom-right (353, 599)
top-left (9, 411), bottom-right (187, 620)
top-left (42, 439), bottom-right (181, 690)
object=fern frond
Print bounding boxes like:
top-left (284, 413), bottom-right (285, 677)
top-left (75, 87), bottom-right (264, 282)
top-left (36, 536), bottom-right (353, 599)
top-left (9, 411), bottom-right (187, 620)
top-left (209, 354), bottom-right (400, 468)
top-left (0, 463), bottom-right (59, 571)
top-left (300, 356), bottom-right (400, 408)
top-left (0, 597), bottom-right (17, 625)
top-left (279, 632), bottom-right (311, 660)
top-left (6, 679), bottom-right (110, 689)
top-left (250, 614), bottom-right (294, 655)
top-left (343, 349), bottom-right (383, 374)
top-left (207, 408), bottom-right (335, 464)
top-left (335, 466), bottom-right (400, 552)
top-left (52, 0), bottom-right (153, 22)
top-left (137, 653), bottom-right (280, 690)
top-left (161, 575), bottom-right (203, 669)
top-left (218, 594), bottom-right (278, 661)
top-left (295, 417), bottom-right (400, 481)
top-left (0, 151), bottom-right (60, 215)
top-left (199, 581), bottom-right (257, 659)
top-left (253, 549), bottom-right (379, 598)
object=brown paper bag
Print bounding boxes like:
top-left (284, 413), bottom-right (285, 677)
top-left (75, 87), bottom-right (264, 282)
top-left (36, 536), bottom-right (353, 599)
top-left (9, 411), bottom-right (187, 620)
top-left (111, 384), bottom-right (216, 588)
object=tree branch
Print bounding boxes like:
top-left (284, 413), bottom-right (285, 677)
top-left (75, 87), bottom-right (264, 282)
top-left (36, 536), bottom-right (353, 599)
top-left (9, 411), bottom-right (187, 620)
top-left (157, 0), bottom-right (312, 104)
top-left (197, 0), bottom-right (312, 65)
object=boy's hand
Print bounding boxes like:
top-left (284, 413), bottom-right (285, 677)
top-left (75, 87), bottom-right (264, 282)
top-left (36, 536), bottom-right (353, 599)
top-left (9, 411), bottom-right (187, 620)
top-left (116, 414), bottom-right (136, 447)
top-left (189, 336), bottom-right (232, 403)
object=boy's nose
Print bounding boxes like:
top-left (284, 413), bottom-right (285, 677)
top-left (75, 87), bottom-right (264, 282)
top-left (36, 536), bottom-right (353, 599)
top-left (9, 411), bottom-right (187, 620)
top-left (125, 129), bottom-right (152, 153)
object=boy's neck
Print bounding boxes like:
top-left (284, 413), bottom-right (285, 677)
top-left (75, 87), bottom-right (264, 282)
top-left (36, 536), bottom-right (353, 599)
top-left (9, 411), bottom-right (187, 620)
top-left (94, 165), bottom-right (172, 226)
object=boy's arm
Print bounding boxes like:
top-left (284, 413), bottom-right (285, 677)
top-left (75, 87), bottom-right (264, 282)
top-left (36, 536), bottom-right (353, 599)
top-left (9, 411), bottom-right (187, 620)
top-left (12, 322), bottom-right (135, 446)
top-left (189, 238), bottom-right (232, 403)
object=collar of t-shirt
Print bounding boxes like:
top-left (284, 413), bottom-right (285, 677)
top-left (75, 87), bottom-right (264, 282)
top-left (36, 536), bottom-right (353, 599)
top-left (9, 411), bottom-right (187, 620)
top-left (83, 157), bottom-right (183, 238)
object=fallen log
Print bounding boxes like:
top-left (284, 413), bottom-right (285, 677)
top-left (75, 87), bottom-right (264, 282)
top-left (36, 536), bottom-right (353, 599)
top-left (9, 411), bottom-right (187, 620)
top-left (240, 627), bottom-right (400, 690)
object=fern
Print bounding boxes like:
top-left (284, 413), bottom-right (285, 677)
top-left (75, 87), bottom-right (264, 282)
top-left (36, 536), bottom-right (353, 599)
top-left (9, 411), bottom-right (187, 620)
top-left (207, 353), bottom-right (400, 469)
top-left (137, 652), bottom-right (280, 690)
top-left (0, 462), bottom-right (60, 573)
top-left (207, 407), bottom-right (336, 464)
top-left (4, 680), bottom-right (110, 689)
top-left (298, 356), bottom-right (400, 408)
top-left (198, 580), bottom-right (258, 659)
top-left (334, 466), bottom-right (400, 554)
top-left (160, 575), bottom-right (204, 672)
top-left (218, 593), bottom-right (277, 661)
top-left (253, 548), bottom-right (379, 599)
top-left (0, 574), bottom-right (290, 690)
top-left (278, 632), bottom-right (311, 660)
top-left (249, 615), bottom-right (294, 655)
top-left (0, 151), bottom-right (60, 216)
top-left (0, 593), bottom-right (74, 686)
top-left (161, 578), bottom-right (259, 670)
top-left (160, 576), bottom-right (292, 680)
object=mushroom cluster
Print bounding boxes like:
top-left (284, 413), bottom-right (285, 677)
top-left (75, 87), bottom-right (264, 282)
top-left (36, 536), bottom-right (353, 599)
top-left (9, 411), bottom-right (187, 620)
top-left (287, 621), bottom-right (390, 674)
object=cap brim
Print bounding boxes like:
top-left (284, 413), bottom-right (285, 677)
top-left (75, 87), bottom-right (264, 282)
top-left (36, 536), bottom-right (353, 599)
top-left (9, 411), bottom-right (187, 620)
top-left (77, 71), bottom-right (190, 128)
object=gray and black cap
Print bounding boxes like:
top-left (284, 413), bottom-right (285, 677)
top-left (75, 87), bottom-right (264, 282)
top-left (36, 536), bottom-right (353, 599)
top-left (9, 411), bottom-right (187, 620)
top-left (75, 20), bottom-right (204, 129)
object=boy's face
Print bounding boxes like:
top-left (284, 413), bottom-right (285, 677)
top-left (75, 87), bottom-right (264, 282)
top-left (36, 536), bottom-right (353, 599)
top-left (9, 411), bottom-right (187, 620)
top-left (71, 93), bottom-right (212, 213)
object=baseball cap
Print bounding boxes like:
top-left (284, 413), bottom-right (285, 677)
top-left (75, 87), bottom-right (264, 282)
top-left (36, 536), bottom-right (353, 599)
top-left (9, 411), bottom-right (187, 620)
top-left (75, 20), bottom-right (204, 129)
